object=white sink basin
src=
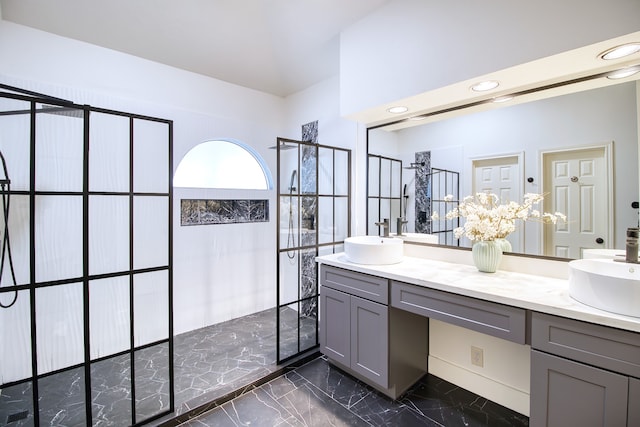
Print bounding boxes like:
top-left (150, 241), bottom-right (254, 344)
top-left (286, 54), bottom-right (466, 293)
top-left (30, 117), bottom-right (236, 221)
top-left (569, 259), bottom-right (640, 317)
top-left (344, 236), bottom-right (404, 265)
top-left (391, 233), bottom-right (439, 244)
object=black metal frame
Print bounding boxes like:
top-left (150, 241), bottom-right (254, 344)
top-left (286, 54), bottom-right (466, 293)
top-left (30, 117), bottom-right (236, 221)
top-left (275, 137), bottom-right (351, 364)
top-left (365, 153), bottom-right (403, 235)
top-left (0, 84), bottom-right (174, 426)
top-left (428, 167), bottom-right (460, 246)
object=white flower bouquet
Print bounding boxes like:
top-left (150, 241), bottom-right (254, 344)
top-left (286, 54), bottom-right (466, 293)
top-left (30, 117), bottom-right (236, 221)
top-left (433, 192), bottom-right (566, 242)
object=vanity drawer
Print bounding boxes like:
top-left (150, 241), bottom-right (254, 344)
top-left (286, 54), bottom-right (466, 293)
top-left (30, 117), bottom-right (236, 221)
top-left (531, 312), bottom-right (640, 377)
top-left (391, 281), bottom-right (526, 344)
top-left (320, 265), bottom-right (389, 305)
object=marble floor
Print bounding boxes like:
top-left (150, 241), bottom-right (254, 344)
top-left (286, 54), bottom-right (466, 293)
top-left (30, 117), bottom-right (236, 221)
top-left (178, 356), bottom-right (530, 427)
top-left (0, 306), bottom-right (317, 426)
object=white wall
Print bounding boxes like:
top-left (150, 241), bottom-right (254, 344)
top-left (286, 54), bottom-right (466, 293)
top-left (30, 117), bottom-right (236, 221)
top-left (339, 0), bottom-right (640, 117)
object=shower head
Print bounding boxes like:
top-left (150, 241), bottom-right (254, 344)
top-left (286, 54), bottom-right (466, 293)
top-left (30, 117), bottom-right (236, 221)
top-left (40, 105), bottom-right (84, 118)
top-left (404, 162), bottom-right (425, 170)
top-left (269, 141), bottom-right (297, 150)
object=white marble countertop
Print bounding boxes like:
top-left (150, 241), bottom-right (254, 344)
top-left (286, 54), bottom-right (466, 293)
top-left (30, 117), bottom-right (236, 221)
top-left (316, 253), bottom-right (640, 334)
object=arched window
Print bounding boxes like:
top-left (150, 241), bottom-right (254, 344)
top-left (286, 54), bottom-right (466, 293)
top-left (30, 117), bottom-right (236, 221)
top-left (174, 139), bottom-right (272, 189)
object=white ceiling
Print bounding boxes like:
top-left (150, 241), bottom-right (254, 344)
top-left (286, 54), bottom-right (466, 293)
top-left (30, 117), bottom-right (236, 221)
top-left (0, 0), bottom-right (390, 97)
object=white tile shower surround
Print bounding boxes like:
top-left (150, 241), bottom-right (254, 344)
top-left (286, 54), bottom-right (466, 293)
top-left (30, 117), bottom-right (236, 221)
top-left (0, 307), bottom-right (316, 426)
top-left (316, 253), bottom-right (640, 334)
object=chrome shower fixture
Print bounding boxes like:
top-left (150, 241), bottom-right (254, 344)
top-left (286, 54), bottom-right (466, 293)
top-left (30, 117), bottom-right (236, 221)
top-left (404, 161), bottom-right (425, 170)
top-left (268, 140), bottom-right (297, 150)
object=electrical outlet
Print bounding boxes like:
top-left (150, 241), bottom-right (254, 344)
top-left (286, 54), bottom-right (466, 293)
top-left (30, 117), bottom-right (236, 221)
top-left (471, 346), bottom-right (484, 367)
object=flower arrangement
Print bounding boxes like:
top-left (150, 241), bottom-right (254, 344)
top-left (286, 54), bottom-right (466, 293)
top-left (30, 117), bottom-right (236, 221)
top-left (433, 192), bottom-right (566, 242)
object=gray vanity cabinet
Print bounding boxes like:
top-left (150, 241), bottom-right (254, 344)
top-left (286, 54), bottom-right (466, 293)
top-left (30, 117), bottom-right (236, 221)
top-left (530, 312), bottom-right (640, 427)
top-left (319, 265), bottom-right (428, 399)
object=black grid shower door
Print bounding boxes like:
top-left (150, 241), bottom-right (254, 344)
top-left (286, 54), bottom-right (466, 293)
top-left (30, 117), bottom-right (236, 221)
top-left (366, 154), bottom-right (403, 235)
top-left (275, 138), bottom-right (351, 364)
top-left (0, 84), bottom-right (173, 426)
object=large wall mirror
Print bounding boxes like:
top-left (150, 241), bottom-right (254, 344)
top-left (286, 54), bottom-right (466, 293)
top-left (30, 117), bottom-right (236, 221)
top-left (367, 76), bottom-right (640, 260)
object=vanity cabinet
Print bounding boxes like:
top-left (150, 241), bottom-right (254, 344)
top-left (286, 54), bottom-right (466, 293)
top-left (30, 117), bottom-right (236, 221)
top-left (319, 265), bottom-right (428, 399)
top-left (391, 281), bottom-right (526, 344)
top-left (530, 312), bottom-right (640, 427)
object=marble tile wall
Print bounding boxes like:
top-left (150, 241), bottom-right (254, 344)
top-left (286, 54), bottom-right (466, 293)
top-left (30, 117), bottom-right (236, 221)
top-left (414, 151), bottom-right (432, 234)
top-left (180, 199), bottom-right (269, 226)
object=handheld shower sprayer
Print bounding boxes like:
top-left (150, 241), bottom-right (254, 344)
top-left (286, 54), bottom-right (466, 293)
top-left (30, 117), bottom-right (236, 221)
top-left (0, 150), bottom-right (18, 309)
top-left (288, 170), bottom-right (297, 193)
top-left (287, 170), bottom-right (298, 260)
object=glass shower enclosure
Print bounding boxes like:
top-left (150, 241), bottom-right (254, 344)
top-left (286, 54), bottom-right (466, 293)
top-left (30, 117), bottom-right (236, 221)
top-left (275, 138), bottom-right (350, 363)
top-left (0, 84), bottom-right (173, 426)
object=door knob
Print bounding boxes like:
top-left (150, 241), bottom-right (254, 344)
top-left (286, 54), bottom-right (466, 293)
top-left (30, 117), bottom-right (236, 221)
top-left (595, 237), bottom-right (604, 244)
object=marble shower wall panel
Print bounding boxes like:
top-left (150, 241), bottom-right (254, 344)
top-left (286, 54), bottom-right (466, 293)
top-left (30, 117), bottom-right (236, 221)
top-left (301, 120), bottom-right (319, 143)
top-left (300, 145), bottom-right (317, 194)
top-left (300, 197), bottom-right (317, 247)
top-left (415, 151), bottom-right (432, 234)
top-left (300, 249), bottom-right (317, 301)
top-left (180, 199), bottom-right (269, 226)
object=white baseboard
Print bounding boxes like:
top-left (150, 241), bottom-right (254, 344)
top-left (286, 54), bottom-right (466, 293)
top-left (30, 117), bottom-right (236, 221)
top-left (428, 355), bottom-right (530, 417)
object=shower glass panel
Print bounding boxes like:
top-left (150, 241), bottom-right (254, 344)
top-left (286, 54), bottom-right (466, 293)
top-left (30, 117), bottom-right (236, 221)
top-left (0, 290), bottom-right (31, 383)
top-left (133, 119), bottom-right (169, 194)
top-left (36, 283), bottom-right (84, 374)
top-left (278, 251), bottom-right (299, 306)
top-left (89, 277), bottom-right (130, 359)
top-left (91, 354), bottom-right (132, 425)
top-left (318, 196), bottom-right (333, 244)
top-left (278, 303), bottom-right (299, 361)
top-left (39, 367), bottom-right (86, 426)
top-left (334, 197), bottom-right (349, 242)
top-left (366, 154), bottom-right (402, 235)
top-left (301, 196), bottom-right (316, 246)
top-left (133, 196), bottom-right (169, 270)
top-left (133, 271), bottom-right (169, 347)
top-left (89, 112), bottom-right (130, 192)
top-left (0, 379), bottom-right (33, 425)
top-left (34, 105), bottom-right (84, 192)
top-left (276, 138), bottom-right (351, 364)
top-left (2, 194), bottom-right (29, 285)
top-left (334, 150), bottom-right (349, 194)
top-left (134, 343), bottom-right (170, 421)
top-left (0, 98), bottom-right (30, 191)
top-left (34, 195), bottom-right (83, 283)
top-left (89, 195), bottom-right (129, 276)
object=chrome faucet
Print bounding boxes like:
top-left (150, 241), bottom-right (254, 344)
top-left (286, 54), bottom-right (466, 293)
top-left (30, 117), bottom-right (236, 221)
top-left (375, 218), bottom-right (390, 237)
top-left (625, 227), bottom-right (639, 263)
top-left (396, 217), bottom-right (408, 236)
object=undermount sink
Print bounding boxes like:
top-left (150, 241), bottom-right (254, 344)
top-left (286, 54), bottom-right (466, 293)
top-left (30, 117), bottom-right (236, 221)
top-left (344, 236), bottom-right (404, 265)
top-left (568, 258), bottom-right (640, 317)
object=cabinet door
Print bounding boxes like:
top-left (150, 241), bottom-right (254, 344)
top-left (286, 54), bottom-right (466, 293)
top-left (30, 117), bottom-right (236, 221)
top-left (320, 286), bottom-right (351, 366)
top-left (350, 295), bottom-right (388, 388)
top-left (531, 350), bottom-right (628, 427)
top-left (629, 377), bottom-right (640, 427)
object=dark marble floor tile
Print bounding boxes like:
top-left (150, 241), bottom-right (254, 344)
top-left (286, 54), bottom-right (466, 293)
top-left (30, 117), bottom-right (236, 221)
top-left (272, 382), bottom-right (370, 427)
top-left (293, 357), bottom-right (374, 409)
top-left (400, 375), bottom-right (529, 427)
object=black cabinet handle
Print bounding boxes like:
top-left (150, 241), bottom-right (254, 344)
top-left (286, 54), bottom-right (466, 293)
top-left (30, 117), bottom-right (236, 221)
top-left (595, 237), bottom-right (604, 244)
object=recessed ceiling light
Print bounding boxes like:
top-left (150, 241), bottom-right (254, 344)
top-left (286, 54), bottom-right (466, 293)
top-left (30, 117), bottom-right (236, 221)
top-left (599, 43), bottom-right (640, 60)
top-left (606, 65), bottom-right (640, 80)
top-left (470, 80), bottom-right (499, 92)
top-left (387, 106), bottom-right (408, 114)
top-left (492, 95), bottom-right (514, 103)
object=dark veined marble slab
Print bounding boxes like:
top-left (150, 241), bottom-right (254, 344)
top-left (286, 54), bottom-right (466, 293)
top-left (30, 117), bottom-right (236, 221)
top-left (180, 199), bottom-right (269, 226)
